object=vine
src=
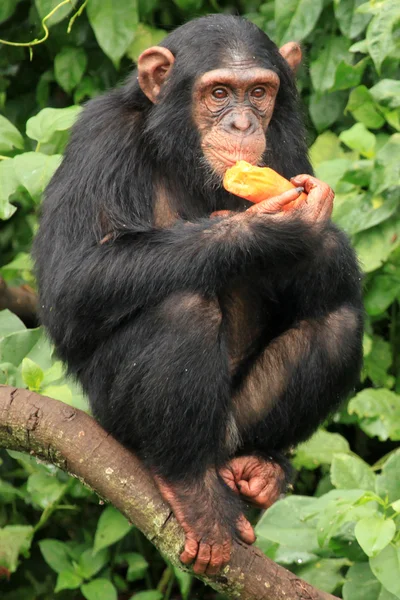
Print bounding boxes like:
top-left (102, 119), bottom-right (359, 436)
top-left (0, 0), bottom-right (89, 58)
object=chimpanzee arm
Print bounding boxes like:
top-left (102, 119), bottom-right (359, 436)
top-left (234, 222), bottom-right (363, 451)
top-left (37, 202), bottom-right (325, 331)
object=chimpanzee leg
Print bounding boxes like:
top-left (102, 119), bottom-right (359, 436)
top-left (220, 304), bottom-right (362, 508)
top-left (85, 292), bottom-right (253, 575)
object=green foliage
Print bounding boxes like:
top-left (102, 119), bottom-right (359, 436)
top-left (0, 0), bottom-right (399, 598)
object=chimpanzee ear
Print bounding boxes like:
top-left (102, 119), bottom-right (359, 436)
top-left (138, 46), bottom-right (175, 103)
top-left (279, 42), bottom-right (302, 73)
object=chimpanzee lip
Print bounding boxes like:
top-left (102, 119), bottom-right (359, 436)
top-left (211, 150), bottom-right (259, 167)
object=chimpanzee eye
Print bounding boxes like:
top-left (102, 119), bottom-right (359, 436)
top-left (212, 88), bottom-right (228, 100)
top-left (251, 87), bottom-right (266, 99)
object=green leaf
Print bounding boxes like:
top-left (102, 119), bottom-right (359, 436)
top-left (0, 0), bottom-right (20, 24)
top-left (12, 152), bottom-right (62, 202)
top-left (309, 132), bottom-right (349, 167)
top-left (354, 219), bottom-right (400, 273)
top-left (349, 390), bottom-right (400, 442)
top-left (315, 159), bottom-right (353, 190)
top-left (366, 0), bottom-right (400, 73)
top-left (275, 0), bottom-right (323, 45)
top-left (0, 525), bottom-right (33, 573)
top-left (255, 495), bottom-right (319, 551)
top-left (1, 252), bottom-right (33, 273)
top-left (0, 115), bottom-right (24, 153)
top-left (55, 571), bottom-right (83, 593)
top-left (0, 310), bottom-right (26, 337)
top-left (27, 472), bottom-right (67, 509)
top-left (42, 361), bottom-right (64, 386)
top-left (87, 0), bottom-right (139, 68)
top-left (342, 159), bottom-right (373, 187)
top-left (120, 552), bottom-right (148, 582)
top-left (0, 328), bottom-right (42, 366)
top-left (271, 545), bottom-right (317, 566)
top-left (293, 430), bottom-right (350, 470)
top-left (340, 123), bottom-right (376, 158)
top-left (0, 159), bottom-right (18, 220)
top-left (370, 134), bottom-right (400, 195)
top-left (355, 517), bottom-right (395, 557)
top-left (93, 506), bottom-right (132, 553)
top-left (392, 499), bottom-right (400, 512)
top-left (363, 335), bottom-right (394, 388)
top-left (26, 106), bottom-right (81, 144)
top-left (316, 489), bottom-right (376, 547)
top-left (21, 358), bottom-right (44, 391)
top-left (346, 86), bottom-right (385, 129)
top-left (0, 479), bottom-right (25, 503)
top-left (343, 562), bottom-right (382, 600)
top-left (370, 79), bottom-right (400, 109)
top-left (173, 0), bottom-right (203, 10)
top-left (297, 558), bottom-right (349, 594)
top-left (376, 450), bottom-right (400, 503)
top-left (332, 191), bottom-right (397, 237)
top-left (309, 92), bottom-right (346, 132)
top-left (54, 47), bottom-right (87, 94)
top-left (333, 0), bottom-right (371, 38)
top-left (81, 579), bottom-right (117, 600)
top-left (364, 274), bottom-right (400, 316)
top-left (35, 0), bottom-right (73, 26)
top-left (129, 592), bottom-right (163, 600)
top-left (41, 384), bottom-right (73, 405)
top-left (310, 37), bottom-right (351, 93)
top-left (370, 544), bottom-right (400, 597)
top-left (173, 567), bottom-right (192, 600)
top-left (79, 548), bottom-right (109, 579)
top-left (350, 39), bottom-right (369, 54)
top-left (39, 539), bottom-right (74, 574)
top-left (126, 24), bottom-right (167, 62)
top-left (331, 453), bottom-right (376, 491)
top-left (332, 59), bottom-right (368, 92)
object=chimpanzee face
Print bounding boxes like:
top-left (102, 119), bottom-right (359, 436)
top-left (192, 65), bottom-right (280, 176)
top-left (137, 40), bottom-right (301, 179)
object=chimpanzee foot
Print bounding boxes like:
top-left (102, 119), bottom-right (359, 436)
top-left (154, 473), bottom-right (252, 575)
top-left (220, 455), bottom-right (286, 510)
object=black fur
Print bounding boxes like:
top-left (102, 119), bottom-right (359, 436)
top-left (33, 15), bottom-right (363, 537)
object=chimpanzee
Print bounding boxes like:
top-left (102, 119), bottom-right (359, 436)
top-left (33, 15), bottom-right (363, 575)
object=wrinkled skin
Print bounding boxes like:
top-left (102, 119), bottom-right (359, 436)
top-left (220, 455), bottom-right (286, 510)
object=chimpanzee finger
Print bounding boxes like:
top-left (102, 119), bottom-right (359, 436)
top-left (219, 466), bottom-right (239, 493)
top-left (237, 477), bottom-right (265, 498)
top-left (193, 542), bottom-right (212, 575)
top-left (206, 544), bottom-right (224, 575)
top-left (252, 482), bottom-right (281, 509)
top-left (222, 540), bottom-right (231, 566)
top-left (180, 537), bottom-right (199, 565)
top-left (236, 513), bottom-right (256, 544)
top-left (290, 174), bottom-right (334, 203)
top-left (290, 174), bottom-right (334, 221)
top-left (247, 186), bottom-right (304, 214)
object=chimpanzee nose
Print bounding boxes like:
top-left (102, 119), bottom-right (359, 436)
top-left (227, 112), bottom-right (254, 133)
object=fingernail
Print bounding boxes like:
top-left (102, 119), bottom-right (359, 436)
top-left (295, 186), bottom-right (304, 194)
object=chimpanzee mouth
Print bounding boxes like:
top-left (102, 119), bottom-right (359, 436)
top-left (211, 151), bottom-right (261, 169)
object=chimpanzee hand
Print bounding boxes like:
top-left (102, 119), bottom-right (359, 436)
top-left (246, 174), bottom-right (334, 225)
top-left (290, 174), bottom-right (334, 223)
top-left (219, 455), bottom-right (286, 509)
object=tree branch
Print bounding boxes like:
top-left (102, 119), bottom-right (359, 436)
top-left (0, 278), bottom-right (37, 327)
top-left (0, 385), bottom-right (339, 600)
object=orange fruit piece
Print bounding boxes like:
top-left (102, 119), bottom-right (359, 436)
top-left (223, 161), bottom-right (307, 205)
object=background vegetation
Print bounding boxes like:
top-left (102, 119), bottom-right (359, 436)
top-left (0, 0), bottom-right (399, 598)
